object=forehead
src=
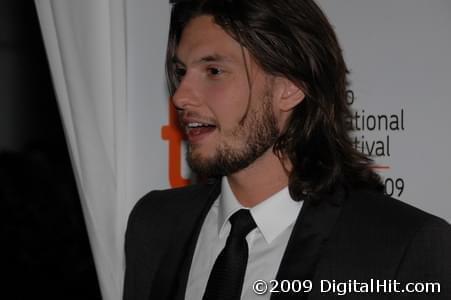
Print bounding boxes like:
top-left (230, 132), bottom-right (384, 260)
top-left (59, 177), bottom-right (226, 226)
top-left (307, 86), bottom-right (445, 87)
top-left (175, 15), bottom-right (243, 64)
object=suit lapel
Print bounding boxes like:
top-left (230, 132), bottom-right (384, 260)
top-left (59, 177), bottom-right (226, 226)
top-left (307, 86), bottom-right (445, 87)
top-left (148, 180), bottom-right (221, 300)
top-left (271, 186), bottom-right (346, 300)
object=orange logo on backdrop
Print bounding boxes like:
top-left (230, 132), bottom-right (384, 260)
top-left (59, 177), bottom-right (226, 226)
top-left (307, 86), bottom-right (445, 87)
top-left (161, 103), bottom-right (191, 188)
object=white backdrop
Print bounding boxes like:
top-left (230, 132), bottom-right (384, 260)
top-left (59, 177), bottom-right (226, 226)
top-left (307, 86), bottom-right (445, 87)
top-left (320, 0), bottom-right (451, 219)
top-left (37, 1), bottom-right (451, 299)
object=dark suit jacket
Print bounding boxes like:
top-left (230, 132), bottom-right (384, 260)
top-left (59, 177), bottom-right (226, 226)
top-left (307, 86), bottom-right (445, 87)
top-left (123, 180), bottom-right (451, 299)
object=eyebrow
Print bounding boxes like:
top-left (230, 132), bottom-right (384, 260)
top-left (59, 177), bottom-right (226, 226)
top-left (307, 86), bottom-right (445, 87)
top-left (172, 53), bottom-right (235, 66)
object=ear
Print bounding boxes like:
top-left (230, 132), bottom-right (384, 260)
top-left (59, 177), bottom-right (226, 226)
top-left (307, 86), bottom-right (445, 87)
top-left (274, 77), bottom-right (305, 112)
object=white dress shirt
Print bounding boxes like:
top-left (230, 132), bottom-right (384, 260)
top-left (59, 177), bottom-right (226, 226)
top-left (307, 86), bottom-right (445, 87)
top-left (185, 177), bottom-right (304, 300)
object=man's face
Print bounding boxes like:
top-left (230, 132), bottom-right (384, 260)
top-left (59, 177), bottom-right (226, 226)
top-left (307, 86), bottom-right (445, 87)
top-left (172, 15), bottom-right (280, 177)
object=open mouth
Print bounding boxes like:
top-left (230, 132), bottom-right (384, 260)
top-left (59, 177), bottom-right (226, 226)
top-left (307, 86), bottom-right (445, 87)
top-left (185, 122), bottom-right (217, 142)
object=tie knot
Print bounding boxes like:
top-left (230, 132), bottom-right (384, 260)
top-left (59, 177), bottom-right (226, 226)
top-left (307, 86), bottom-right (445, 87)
top-left (229, 209), bottom-right (257, 238)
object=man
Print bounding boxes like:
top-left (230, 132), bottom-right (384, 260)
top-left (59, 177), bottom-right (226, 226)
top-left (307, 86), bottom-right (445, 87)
top-left (123, 0), bottom-right (451, 299)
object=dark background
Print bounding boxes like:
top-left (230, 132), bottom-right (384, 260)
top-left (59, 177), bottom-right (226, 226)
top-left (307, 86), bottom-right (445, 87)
top-left (1, 1), bottom-right (101, 299)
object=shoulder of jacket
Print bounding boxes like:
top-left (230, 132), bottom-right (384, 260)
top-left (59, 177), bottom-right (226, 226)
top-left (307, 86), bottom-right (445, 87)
top-left (127, 181), bottom-right (219, 226)
top-left (345, 188), bottom-right (447, 231)
top-left (319, 188), bottom-right (451, 278)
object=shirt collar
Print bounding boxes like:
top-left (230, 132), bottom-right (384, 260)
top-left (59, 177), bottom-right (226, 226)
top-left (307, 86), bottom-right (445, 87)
top-left (218, 177), bottom-right (242, 237)
top-left (218, 177), bottom-right (303, 244)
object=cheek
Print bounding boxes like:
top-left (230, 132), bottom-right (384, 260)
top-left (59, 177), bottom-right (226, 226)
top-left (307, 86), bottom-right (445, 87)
top-left (205, 83), bottom-right (250, 128)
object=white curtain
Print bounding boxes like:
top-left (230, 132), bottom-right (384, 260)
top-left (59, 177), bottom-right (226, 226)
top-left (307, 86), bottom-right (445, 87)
top-left (35, 1), bottom-right (129, 299)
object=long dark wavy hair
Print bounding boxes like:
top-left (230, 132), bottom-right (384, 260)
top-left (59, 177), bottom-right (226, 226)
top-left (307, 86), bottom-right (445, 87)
top-left (166, 0), bottom-right (384, 201)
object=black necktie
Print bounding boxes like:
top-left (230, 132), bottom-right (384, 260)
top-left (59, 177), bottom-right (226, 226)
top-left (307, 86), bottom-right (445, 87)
top-left (202, 209), bottom-right (257, 300)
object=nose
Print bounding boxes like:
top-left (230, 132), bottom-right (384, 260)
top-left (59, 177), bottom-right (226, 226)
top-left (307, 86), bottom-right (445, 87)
top-left (171, 76), bottom-right (201, 110)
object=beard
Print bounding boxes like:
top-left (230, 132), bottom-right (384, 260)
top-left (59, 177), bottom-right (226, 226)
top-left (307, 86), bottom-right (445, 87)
top-left (186, 87), bottom-right (280, 178)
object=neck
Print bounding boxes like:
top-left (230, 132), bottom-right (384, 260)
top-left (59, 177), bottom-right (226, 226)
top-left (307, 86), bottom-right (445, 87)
top-left (226, 149), bottom-right (290, 207)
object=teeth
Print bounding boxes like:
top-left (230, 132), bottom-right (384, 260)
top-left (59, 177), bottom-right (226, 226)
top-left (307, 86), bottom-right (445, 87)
top-left (187, 122), bottom-right (211, 128)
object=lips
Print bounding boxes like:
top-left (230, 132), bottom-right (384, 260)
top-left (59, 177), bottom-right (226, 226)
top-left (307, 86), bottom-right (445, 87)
top-left (182, 118), bottom-right (217, 143)
top-left (187, 126), bottom-right (216, 140)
